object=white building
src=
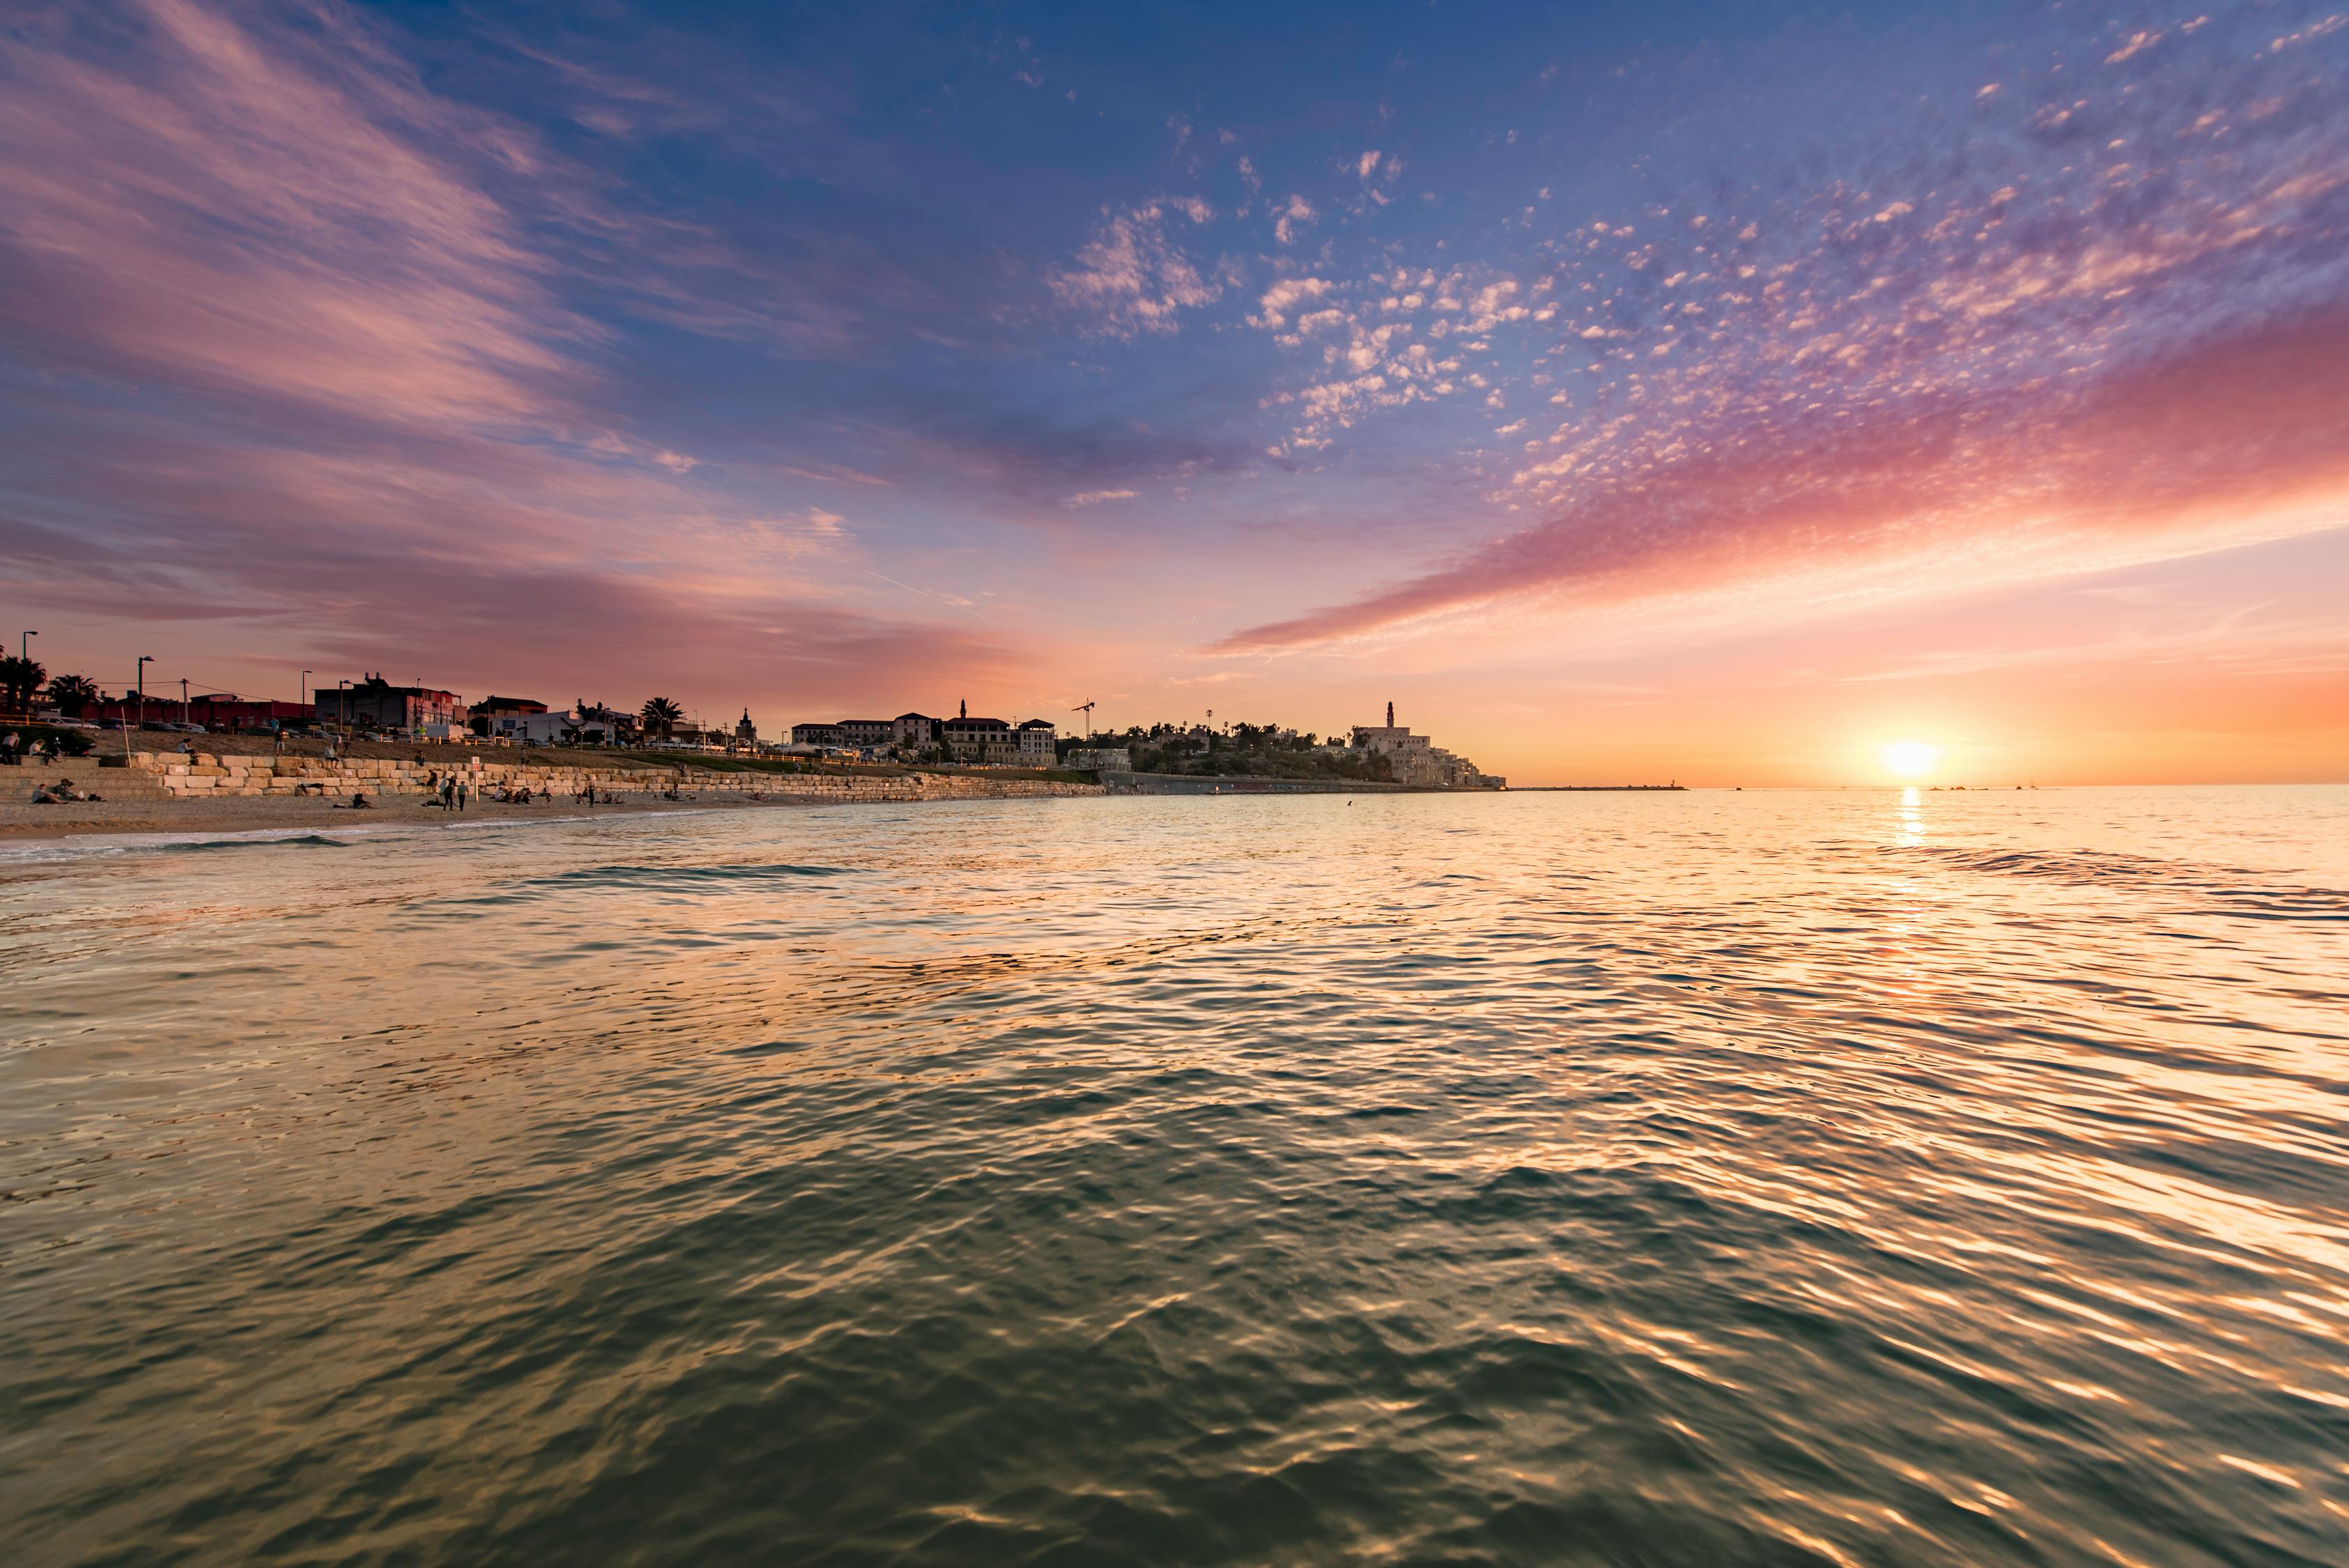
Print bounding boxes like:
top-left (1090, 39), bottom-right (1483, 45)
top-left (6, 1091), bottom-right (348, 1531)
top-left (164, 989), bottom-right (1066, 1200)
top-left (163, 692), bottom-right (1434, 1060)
top-left (482, 709), bottom-right (585, 745)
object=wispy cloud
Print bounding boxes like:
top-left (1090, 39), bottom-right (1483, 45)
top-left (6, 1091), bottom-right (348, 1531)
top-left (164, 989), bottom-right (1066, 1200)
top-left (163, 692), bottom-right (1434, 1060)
top-left (0, 0), bottom-right (1030, 700)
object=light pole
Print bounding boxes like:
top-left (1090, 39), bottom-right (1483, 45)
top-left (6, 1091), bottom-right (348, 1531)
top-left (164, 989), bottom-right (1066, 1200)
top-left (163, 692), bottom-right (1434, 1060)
top-left (20, 630), bottom-right (32, 660)
top-left (338, 679), bottom-right (351, 739)
top-left (136, 656), bottom-right (153, 721)
top-left (301, 668), bottom-right (311, 715)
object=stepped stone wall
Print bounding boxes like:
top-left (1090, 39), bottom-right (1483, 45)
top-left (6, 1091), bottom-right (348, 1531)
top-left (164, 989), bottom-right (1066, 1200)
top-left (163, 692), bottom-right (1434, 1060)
top-left (113, 753), bottom-right (1101, 804)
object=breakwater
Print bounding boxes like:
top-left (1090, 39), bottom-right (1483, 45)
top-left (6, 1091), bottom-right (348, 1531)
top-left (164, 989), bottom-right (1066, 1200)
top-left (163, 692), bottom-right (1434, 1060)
top-left (98, 752), bottom-right (1102, 804)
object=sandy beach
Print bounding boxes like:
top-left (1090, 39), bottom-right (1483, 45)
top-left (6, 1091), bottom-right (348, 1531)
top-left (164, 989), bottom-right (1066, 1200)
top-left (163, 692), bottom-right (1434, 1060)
top-left (0, 788), bottom-right (815, 843)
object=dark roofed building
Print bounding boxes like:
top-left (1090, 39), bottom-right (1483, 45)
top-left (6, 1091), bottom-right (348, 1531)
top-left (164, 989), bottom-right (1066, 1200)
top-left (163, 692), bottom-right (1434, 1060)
top-left (318, 675), bottom-right (461, 734)
top-left (943, 711), bottom-right (1015, 764)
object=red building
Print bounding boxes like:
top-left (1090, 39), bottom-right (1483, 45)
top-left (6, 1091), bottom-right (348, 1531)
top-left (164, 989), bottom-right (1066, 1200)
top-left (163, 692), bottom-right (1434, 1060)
top-left (87, 692), bottom-right (310, 730)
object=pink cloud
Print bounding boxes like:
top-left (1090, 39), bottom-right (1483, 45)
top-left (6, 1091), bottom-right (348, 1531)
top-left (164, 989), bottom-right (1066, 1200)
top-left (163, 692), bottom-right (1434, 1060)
top-left (0, 1), bottom-right (1035, 715)
top-left (1049, 205), bottom-right (1220, 337)
top-left (0, 0), bottom-right (584, 431)
top-left (1219, 304), bottom-right (2349, 652)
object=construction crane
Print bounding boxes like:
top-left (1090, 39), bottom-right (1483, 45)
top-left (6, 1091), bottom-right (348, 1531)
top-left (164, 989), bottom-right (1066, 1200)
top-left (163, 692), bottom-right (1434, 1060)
top-left (1072, 699), bottom-right (1096, 737)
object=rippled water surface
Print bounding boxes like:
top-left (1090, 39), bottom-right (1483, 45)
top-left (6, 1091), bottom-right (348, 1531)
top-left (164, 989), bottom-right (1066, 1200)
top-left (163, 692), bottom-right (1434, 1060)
top-left (5, 787), bottom-right (2348, 1567)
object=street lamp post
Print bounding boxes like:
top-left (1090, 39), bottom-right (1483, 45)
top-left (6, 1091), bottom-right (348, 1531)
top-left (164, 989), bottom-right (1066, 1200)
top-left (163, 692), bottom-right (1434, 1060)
top-left (20, 630), bottom-right (33, 661)
top-left (128, 654), bottom-right (153, 758)
top-left (301, 668), bottom-right (311, 715)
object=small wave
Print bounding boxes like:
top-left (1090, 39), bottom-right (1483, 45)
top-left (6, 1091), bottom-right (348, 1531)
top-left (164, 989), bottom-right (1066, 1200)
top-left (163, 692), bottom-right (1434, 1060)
top-left (1904, 845), bottom-right (2349, 921)
top-left (178, 833), bottom-right (350, 852)
top-left (528, 861), bottom-right (855, 889)
top-left (0, 826), bottom-right (362, 863)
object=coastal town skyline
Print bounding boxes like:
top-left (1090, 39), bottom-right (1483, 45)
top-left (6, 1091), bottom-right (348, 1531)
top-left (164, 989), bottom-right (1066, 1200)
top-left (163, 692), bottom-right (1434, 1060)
top-left (6, 1), bottom-right (2347, 786)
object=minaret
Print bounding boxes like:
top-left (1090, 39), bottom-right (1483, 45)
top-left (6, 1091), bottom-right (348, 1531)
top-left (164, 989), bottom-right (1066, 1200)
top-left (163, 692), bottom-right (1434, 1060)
top-left (959, 698), bottom-right (966, 718)
top-left (1386, 700), bottom-right (1394, 728)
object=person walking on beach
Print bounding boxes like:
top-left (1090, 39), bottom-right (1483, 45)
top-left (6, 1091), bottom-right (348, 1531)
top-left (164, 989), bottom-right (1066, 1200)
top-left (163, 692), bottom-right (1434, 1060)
top-left (455, 779), bottom-right (468, 812)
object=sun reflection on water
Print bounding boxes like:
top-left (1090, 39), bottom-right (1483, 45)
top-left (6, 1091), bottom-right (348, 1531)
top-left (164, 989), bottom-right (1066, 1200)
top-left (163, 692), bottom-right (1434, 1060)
top-left (1897, 785), bottom-right (1925, 845)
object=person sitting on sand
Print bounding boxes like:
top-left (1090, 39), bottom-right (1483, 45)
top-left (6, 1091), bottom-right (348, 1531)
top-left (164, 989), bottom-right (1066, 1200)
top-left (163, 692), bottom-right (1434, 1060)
top-left (340, 791), bottom-right (372, 809)
top-left (32, 777), bottom-right (102, 804)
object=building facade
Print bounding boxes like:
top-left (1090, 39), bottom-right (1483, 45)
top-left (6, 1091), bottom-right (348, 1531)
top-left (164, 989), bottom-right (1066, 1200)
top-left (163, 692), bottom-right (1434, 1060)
top-left (1350, 702), bottom-right (1502, 788)
top-left (317, 676), bottom-right (463, 734)
top-left (941, 714), bottom-right (1012, 762)
top-left (86, 693), bottom-right (311, 730)
top-left (785, 706), bottom-right (1052, 764)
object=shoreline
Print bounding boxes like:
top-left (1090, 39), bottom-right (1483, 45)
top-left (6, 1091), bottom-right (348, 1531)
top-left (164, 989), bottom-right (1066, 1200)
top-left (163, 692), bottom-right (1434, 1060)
top-left (0, 790), bottom-right (891, 845)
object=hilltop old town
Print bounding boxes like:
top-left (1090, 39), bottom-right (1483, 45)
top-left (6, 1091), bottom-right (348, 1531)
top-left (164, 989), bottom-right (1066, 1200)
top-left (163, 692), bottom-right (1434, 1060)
top-left (0, 660), bottom-right (1504, 790)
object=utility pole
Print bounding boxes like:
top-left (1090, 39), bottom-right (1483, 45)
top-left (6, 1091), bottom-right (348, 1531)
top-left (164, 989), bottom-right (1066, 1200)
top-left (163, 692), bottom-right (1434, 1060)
top-left (135, 655), bottom-right (153, 727)
top-left (181, 677), bottom-right (190, 726)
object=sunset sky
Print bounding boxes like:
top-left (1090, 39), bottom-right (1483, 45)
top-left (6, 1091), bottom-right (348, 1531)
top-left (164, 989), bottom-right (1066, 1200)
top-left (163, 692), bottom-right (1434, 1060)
top-left (3, 0), bottom-right (2345, 784)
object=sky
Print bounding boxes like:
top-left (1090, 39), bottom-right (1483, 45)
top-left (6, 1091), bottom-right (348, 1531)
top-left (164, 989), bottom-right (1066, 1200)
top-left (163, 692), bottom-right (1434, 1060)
top-left (3, 0), bottom-right (2346, 785)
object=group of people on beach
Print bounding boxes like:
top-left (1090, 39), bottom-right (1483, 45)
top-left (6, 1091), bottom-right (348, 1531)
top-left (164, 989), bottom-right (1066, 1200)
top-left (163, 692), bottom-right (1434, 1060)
top-left (26, 776), bottom-right (100, 804)
top-left (416, 769), bottom-right (555, 810)
top-left (2, 730), bottom-right (63, 766)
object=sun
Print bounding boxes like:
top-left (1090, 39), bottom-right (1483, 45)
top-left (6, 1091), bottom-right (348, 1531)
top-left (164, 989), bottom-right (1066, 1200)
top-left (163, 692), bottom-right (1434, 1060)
top-left (1881, 740), bottom-right (1939, 780)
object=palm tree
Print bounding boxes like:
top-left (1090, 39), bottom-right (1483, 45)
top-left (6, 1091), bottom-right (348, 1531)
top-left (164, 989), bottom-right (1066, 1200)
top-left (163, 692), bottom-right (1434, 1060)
top-left (45, 673), bottom-right (99, 718)
top-left (0, 655), bottom-right (44, 714)
top-left (640, 696), bottom-right (682, 740)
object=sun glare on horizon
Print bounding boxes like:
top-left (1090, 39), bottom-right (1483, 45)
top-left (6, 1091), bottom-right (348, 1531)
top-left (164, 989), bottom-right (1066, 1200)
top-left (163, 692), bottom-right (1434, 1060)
top-left (1881, 740), bottom-right (1940, 780)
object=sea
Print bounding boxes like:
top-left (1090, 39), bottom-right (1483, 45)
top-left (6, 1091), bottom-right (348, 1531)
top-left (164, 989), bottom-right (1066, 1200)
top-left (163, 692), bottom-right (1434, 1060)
top-left (3, 786), bottom-right (2346, 1567)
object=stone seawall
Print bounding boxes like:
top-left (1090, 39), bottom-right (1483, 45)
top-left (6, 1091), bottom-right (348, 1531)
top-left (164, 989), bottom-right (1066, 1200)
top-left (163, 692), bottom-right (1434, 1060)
top-left (116, 753), bottom-right (1102, 804)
